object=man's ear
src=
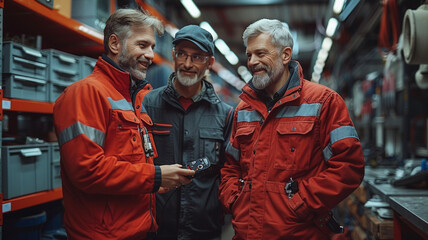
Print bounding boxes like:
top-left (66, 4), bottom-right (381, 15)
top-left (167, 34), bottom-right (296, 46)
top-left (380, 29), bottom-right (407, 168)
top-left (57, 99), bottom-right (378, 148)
top-left (281, 46), bottom-right (292, 64)
top-left (108, 34), bottom-right (121, 55)
top-left (207, 56), bottom-right (215, 69)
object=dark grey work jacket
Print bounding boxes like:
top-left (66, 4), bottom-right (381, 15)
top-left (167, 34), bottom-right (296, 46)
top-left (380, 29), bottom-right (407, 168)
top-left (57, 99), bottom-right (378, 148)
top-left (143, 73), bottom-right (234, 240)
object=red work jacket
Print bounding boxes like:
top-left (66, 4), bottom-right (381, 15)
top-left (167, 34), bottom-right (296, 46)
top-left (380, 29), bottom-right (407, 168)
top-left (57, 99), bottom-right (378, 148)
top-left (219, 61), bottom-right (365, 240)
top-left (53, 56), bottom-right (159, 240)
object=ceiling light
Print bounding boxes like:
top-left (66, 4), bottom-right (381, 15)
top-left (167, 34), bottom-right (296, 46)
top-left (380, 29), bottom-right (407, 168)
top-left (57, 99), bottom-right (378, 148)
top-left (165, 25), bottom-right (179, 38)
top-left (180, 0), bottom-right (201, 18)
top-left (225, 51), bottom-right (239, 65)
top-left (326, 18), bottom-right (339, 37)
top-left (333, 0), bottom-right (346, 15)
top-left (214, 39), bottom-right (230, 55)
top-left (317, 49), bottom-right (329, 62)
top-left (321, 37), bottom-right (333, 52)
top-left (200, 21), bottom-right (218, 40)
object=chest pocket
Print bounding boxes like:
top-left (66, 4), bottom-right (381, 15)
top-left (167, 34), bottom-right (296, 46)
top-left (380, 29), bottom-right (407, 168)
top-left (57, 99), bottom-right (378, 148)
top-left (151, 123), bottom-right (174, 165)
top-left (110, 110), bottom-right (143, 160)
top-left (199, 128), bottom-right (224, 165)
top-left (273, 121), bottom-right (316, 171)
top-left (234, 124), bottom-right (257, 172)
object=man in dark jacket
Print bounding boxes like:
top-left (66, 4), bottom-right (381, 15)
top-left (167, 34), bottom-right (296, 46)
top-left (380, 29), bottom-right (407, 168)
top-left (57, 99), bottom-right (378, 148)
top-left (143, 25), bottom-right (234, 240)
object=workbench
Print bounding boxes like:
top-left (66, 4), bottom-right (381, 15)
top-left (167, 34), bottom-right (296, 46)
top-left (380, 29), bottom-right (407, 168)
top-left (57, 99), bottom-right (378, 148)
top-left (364, 167), bottom-right (428, 239)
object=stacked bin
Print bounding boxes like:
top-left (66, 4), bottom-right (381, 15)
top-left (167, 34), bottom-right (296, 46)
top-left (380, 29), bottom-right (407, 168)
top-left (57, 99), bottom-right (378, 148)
top-left (44, 49), bottom-right (81, 102)
top-left (1, 144), bottom-right (51, 199)
top-left (2, 41), bottom-right (49, 101)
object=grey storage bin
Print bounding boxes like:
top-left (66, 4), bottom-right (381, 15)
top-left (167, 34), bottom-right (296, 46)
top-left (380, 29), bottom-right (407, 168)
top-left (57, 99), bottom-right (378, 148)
top-left (80, 56), bottom-right (97, 78)
top-left (2, 41), bottom-right (48, 79)
top-left (2, 74), bottom-right (48, 101)
top-left (2, 144), bottom-right (51, 199)
top-left (48, 79), bottom-right (70, 102)
top-left (44, 49), bottom-right (81, 85)
top-left (50, 143), bottom-right (62, 189)
top-left (72, 0), bottom-right (111, 31)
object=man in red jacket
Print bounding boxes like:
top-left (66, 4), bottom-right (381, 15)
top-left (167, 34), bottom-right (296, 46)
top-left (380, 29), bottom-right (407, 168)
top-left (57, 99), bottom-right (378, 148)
top-left (219, 19), bottom-right (365, 240)
top-left (54, 8), bottom-right (194, 239)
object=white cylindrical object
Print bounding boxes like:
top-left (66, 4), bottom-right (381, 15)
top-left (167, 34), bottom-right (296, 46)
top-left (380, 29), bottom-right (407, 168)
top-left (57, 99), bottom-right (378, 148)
top-left (402, 5), bottom-right (428, 64)
top-left (415, 64), bottom-right (428, 89)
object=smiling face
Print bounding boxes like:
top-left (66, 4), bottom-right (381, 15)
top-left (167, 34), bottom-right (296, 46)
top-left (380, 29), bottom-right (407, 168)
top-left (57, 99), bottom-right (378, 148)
top-left (116, 25), bottom-right (156, 81)
top-left (173, 40), bottom-right (214, 87)
top-left (246, 33), bottom-right (292, 94)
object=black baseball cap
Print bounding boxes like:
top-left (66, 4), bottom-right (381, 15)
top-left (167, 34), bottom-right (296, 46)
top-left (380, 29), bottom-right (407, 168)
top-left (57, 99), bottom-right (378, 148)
top-left (173, 25), bottom-right (215, 55)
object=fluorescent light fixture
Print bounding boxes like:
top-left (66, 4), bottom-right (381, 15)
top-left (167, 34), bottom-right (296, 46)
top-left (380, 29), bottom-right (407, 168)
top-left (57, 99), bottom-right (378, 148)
top-left (313, 63), bottom-right (324, 74)
top-left (200, 21), bottom-right (218, 40)
top-left (214, 39), bottom-right (230, 55)
top-left (333, 0), bottom-right (346, 14)
top-left (312, 72), bottom-right (321, 83)
top-left (317, 49), bottom-right (329, 62)
top-left (165, 25), bottom-right (179, 38)
top-left (237, 66), bottom-right (249, 75)
top-left (321, 37), bottom-right (333, 52)
top-left (225, 51), bottom-right (239, 65)
top-left (180, 0), bottom-right (201, 18)
top-left (326, 18), bottom-right (339, 37)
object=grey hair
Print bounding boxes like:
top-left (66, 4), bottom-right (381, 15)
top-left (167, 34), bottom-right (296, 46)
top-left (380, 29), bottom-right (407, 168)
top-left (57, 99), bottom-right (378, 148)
top-left (103, 8), bottom-right (164, 53)
top-left (243, 19), bottom-right (293, 52)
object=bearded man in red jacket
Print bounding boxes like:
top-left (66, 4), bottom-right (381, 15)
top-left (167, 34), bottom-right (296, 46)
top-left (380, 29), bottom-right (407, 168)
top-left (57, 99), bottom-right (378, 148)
top-left (219, 18), bottom-right (365, 240)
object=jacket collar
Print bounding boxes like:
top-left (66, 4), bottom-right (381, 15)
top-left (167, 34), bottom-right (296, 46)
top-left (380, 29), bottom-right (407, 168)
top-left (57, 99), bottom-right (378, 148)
top-left (94, 55), bottom-right (133, 101)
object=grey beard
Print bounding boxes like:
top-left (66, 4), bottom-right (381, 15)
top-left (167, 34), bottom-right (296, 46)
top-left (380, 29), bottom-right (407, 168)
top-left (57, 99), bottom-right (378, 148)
top-left (176, 70), bottom-right (200, 86)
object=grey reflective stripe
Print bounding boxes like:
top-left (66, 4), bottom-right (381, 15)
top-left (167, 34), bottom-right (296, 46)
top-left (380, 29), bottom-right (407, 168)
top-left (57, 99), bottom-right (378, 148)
top-left (108, 97), bottom-right (133, 111)
top-left (226, 142), bottom-right (240, 161)
top-left (58, 121), bottom-right (105, 147)
top-left (276, 103), bottom-right (321, 118)
top-left (323, 125), bottom-right (359, 162)
top-left (237, 110), bottom-right (262, 123)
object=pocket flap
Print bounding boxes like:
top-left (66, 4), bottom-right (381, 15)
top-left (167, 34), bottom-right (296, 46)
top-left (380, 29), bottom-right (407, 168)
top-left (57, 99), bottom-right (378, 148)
top-left (200, 128), bottom-right (224, 141)
top-left (277, 121), bottom-right (314, 135)
top-left (235, 125), bottom-right (256, 137)
top-left (117, 111), bottom-right (139, 124)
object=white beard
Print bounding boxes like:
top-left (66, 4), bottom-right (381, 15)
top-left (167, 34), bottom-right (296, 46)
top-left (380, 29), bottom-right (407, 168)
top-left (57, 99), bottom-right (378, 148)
top-left (176, 70), bottom-right (201, 86)
top-left (251, 61), bottom-right (285, 90)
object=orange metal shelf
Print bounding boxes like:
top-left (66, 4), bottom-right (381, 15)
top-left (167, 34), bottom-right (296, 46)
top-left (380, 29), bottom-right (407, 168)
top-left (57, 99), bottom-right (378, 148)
top-left (5, 0), bottom-right (168, 63)
top-left (2, 188), bottom-right (63, 213)
top-left (2, 98), bottom-right (54, 114)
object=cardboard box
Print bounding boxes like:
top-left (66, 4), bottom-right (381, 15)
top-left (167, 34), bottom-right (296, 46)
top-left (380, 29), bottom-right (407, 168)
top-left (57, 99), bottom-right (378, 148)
top-left (367, 214), bottom-right (394, 239)
top-left (54, 0), bottom-right (71, 18)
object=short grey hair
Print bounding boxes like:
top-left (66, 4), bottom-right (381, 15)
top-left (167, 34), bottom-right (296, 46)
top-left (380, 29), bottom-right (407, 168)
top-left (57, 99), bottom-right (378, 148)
top-left (103, 8), bottom-right (164, 53)
top-left (243, 19), bottom-right (293, 52)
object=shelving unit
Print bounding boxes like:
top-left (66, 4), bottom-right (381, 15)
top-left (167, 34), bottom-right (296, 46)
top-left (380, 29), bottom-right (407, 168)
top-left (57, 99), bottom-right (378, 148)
top-left (0, 1), bottom-right (178, 239)
top-left (4, 0), bottom-right (169, 63)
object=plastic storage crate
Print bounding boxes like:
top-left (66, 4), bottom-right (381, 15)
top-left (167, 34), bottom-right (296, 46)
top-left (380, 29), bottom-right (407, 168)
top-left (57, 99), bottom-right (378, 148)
top-left (1, 144), bottom-right (51, 199)
top-left (80, 56), bottom-right (97, 78)
top-left (44, 49), bottom-right (81, 84)
top-left (2, 41), bottom-right (48, 79)
top-left (71, 0), bottom-right (110, 32)
top-left (2, 74), bottom-right (48, 101)
top-left (50, 143), bottom-right (61, 189)
top-left (44, 49), bottom-right (81, 102)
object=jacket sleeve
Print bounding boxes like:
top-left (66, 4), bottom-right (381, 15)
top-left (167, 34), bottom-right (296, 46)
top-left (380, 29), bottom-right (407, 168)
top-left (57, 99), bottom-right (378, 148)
top-left (219, 109), bottom-right (242, 213)
top-left (54, 82), bottom-right (157, 195)
top-left (293, 91), bottom-right (365, 219)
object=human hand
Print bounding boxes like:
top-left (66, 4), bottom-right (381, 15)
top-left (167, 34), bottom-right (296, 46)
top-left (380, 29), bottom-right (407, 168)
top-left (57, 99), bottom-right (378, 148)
top-left (158, 186), bottom-right (171, 194)
top-left (159, 164), bottom-right (195, 189)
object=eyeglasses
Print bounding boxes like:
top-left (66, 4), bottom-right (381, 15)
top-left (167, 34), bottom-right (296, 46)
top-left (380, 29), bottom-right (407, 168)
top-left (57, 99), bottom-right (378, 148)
top-left (174, 51), bottom-right (210, 64)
